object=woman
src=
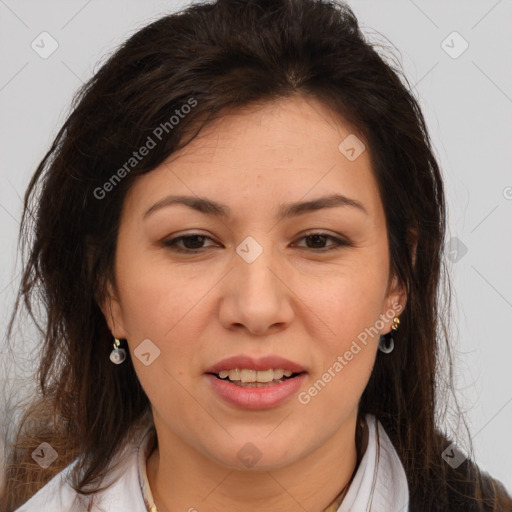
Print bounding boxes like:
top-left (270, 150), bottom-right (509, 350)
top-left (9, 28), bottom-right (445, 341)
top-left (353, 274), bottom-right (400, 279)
top-left (1, 0), bottom-right (511, 510)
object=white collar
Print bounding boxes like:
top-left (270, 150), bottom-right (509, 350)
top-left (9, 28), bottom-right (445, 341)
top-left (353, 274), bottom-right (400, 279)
top-left (336, 414), bottom-right (409, 512)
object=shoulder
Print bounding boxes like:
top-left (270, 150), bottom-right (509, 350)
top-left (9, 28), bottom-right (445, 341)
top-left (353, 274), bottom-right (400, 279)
top-left (13, 460), bottom-right (87, 511)
top-left (408, 432), bottom-right (512, 512)
top-left (14, 435), bottom-right (148, 512)
top-left (445, 461), bottom-right (512, 512)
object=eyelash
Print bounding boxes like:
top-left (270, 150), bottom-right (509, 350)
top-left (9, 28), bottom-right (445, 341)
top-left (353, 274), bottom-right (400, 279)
top-left (162, 232), bottom-right (352, 254)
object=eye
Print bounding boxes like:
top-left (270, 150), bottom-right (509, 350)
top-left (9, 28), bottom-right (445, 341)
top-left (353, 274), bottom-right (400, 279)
top-left (162, 233), bottom-right (217, 252)
top-left (293, 232), bottom-right (352, 252)
top-left (162, 232), bottom-right (352, 253)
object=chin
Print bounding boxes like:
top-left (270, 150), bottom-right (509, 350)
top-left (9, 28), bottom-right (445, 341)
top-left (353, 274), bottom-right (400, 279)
top-left (193, 434), bottom-right (293, 470)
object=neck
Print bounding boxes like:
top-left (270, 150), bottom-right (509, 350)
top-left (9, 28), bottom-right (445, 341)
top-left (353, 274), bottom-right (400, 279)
top-left (147, 413), bottom-right (368, 512)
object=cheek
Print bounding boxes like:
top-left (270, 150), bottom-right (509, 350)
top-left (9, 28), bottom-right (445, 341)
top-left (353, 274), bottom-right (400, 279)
top-left (299, 254), bottom-right (387, 396)
top-left (298, 278), bottom-right (380, 417)
top-left (306, 257), bottom-right (389, 346)
top-left (115, 245), bottom-right (204, 341)
top-left (115, 256), bottom-right (207, 416)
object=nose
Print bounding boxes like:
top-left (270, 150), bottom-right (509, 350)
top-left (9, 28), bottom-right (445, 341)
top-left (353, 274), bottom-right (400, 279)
top-left (218, 240), bottom-right (294, 336)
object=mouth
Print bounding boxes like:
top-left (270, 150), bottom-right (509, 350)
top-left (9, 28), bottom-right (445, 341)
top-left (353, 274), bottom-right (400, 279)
top-left (207, 368), bottom-right (306, 387)
top-left (204, 354), bottom-right (307, 409)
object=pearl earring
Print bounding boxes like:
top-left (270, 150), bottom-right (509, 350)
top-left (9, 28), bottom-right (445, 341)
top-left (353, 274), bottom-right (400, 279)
top-left (378, 316), bottom-right (400, 354)
top-left (110, 338), bottom-right (127, 364)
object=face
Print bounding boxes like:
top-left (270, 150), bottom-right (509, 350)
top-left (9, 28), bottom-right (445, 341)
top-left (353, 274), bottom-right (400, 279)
top-left (102, 94), bottom-right (406, 471)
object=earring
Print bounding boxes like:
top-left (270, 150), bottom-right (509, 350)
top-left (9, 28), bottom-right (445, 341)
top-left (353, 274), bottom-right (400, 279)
top-left (110, 338), bottom-right (127, 364)
top-left (378, 316), bottom-right (400, 354)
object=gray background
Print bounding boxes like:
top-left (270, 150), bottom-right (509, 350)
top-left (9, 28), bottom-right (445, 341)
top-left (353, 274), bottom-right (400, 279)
top-left (1, 0), bottom-right (511, 493)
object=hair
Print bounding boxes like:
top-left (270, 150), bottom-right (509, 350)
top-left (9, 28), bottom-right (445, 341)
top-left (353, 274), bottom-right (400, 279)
top-left (1, 0), bottom-right (511, 510)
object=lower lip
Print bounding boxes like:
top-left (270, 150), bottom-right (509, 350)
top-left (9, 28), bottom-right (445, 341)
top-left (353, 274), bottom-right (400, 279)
top-left (205, 373), bottom-right (307, 410)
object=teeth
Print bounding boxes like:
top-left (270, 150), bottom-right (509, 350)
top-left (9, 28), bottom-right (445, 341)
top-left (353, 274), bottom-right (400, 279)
top-left (273, 369), bottom-right (284, 380)
top-left (255, 369), bottom-right (274, 383)
top-left (216, 368), bottom-right (297, 383)
top-left (240, 369), bottom-right (257, 383)
top-left (229, 369), bottom-right (240, 381)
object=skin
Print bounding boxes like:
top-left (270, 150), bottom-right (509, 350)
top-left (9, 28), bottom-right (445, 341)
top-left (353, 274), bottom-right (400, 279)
top-left (101, 94), bottom-right (407, 512)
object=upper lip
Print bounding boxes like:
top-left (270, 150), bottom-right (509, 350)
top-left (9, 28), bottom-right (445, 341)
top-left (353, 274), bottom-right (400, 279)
top-left (205, 355), bottom-right (306, 374)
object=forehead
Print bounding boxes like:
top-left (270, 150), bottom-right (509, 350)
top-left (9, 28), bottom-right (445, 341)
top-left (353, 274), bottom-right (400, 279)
top-left (172, 95), bottom-right (361, 164)
top-left (124, 95), bottom-right (383, 223)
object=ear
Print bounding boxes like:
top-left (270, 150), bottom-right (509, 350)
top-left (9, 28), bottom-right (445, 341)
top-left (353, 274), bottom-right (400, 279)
top-left (98, 279), bottom-right (129, 340)
top-left (382, 228), bottom-right (417, 330)
top-left (383, 273), bottom-right (407, 328)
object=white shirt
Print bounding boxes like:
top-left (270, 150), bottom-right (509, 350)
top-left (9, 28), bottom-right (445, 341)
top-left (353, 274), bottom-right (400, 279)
top-left (15, 413), bottom-right (409, 512)
top-left (338, 414), bottom-right (409, 512)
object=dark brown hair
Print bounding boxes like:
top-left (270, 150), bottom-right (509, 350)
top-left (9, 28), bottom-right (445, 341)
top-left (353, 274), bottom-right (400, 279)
top-left (1, 0), bottom-right (511, 510)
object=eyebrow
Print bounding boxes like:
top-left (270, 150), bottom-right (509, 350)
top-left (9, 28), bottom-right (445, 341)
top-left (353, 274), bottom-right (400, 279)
top-left (143, 193), bottom-right (368, 220)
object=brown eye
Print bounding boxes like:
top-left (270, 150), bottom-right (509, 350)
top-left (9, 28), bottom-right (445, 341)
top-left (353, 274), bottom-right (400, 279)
top-left (293, 232), bottom-right (352, 252)
top-left (163, 234), bottom-right (217, 252)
